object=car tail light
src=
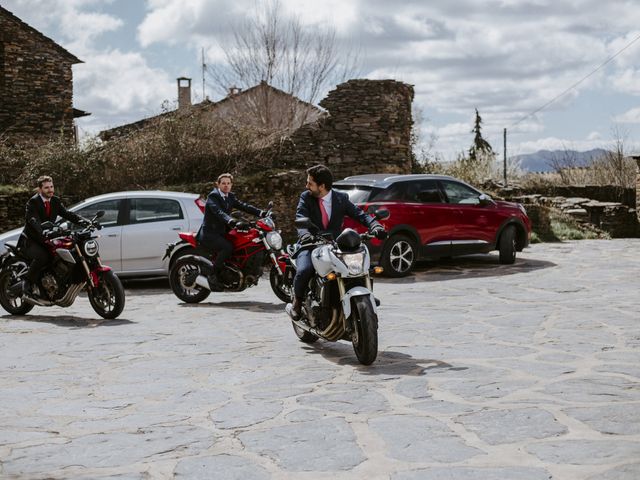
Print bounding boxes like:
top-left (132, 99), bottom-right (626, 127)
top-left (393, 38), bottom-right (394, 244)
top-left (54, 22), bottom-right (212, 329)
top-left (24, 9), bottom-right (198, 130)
top-left (195, 197), bottom-right (205, 213)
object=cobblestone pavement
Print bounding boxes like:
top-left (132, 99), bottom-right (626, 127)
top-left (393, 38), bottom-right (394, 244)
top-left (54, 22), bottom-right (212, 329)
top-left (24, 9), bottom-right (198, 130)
top-left (1, 239), bottom-right (639, 479)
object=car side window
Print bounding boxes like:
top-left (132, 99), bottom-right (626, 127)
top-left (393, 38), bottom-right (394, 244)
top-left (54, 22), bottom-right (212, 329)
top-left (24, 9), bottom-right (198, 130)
top-left (413, 180), bottom-right (444, 203)
top-left (131, 198), bottom-right (183, 224)
top-left (75, 200), bottom-right (121, 227)
top-left (440, 181), bottom-right (481, 205)
top-left (371, 182), bottom-right (409, 201)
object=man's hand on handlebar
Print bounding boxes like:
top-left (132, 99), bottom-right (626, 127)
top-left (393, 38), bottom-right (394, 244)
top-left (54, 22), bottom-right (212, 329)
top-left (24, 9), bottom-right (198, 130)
top-left (369, 223), bottom-right (387, 240)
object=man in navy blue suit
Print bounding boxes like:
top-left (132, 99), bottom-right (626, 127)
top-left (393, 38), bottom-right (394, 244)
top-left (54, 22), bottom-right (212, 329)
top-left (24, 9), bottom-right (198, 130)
top-left (197, 173), bottom-right (265, 289)
top-left (286, 164), bottom-right (385, 320)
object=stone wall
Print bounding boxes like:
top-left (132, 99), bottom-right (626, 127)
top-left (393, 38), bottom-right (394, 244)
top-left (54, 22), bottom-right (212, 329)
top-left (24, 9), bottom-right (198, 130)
top-left (278, 79), bottom-right (414, 179)
top-left (0, 7), bottom-right (80, 143)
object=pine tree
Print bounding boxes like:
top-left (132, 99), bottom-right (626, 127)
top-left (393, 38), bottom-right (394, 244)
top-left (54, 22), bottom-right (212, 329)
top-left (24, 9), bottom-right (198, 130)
top-left (469, 108), bottom-right (493, 162)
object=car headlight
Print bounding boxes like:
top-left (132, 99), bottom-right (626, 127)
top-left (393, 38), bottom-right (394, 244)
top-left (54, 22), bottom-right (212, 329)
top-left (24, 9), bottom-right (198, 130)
top-left (83, 239), bottom-right (99, 257)
top-left (342, 252), bottom-right (365, 275)
top-left (266, 231), bottom-right (283, 250)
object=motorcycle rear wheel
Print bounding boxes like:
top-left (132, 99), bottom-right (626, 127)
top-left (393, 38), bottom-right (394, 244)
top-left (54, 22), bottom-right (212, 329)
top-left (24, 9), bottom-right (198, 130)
top-left (351, 296), bottom-right (378, 365)
top-left (269, 265), bottom-right (292, 303)
top-left (169, 256), bottom-right (210, 303)
top-left (88, 270), bottom-right (125, 319)
top-left (0, 265), bottom-right (34, 315)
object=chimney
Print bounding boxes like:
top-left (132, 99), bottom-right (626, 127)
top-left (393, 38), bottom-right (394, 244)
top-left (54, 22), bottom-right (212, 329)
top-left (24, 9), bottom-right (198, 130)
top-left (177, 77), bottom-right (192, 109)
top-left (227, 85), bottom-right (242, 96)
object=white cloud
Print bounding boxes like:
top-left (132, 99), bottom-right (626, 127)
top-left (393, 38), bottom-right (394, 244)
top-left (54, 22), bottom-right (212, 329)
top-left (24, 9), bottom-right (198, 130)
top-left (614, 106), bottom-right (640, 124)
top-left (74, 50), bottom-right (175, 117)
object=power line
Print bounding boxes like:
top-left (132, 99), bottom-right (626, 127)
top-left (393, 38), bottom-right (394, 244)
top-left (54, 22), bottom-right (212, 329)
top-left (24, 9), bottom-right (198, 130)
top-left (510, 31), bottom-right (640, 128)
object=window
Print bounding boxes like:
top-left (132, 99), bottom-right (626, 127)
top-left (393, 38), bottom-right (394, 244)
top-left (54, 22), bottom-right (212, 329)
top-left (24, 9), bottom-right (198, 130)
top-left (409, 180), bottom-right (444, 203)
top-left (131, 198), bottom-right (183, 224)
top-left (75, 200), bottom-right (121, 227)
top-left (371, 182), bottom-right (409, 202)
top-left (440, 181), bottom-right (481, 205)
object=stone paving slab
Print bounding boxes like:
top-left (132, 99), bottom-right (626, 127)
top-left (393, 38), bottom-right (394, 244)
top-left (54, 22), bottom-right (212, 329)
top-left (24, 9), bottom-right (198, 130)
top-left (1, 239), bottom-right (639, 479)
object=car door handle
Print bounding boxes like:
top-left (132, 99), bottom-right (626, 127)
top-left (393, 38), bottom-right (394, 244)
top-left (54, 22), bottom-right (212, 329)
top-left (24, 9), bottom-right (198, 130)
top-left (107, 234), bottom-right (119, 237)
top-left (170, 226), bottom-right (182, 231)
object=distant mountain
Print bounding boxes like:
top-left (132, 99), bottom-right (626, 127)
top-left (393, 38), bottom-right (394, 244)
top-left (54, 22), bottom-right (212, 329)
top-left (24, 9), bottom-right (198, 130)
top-left (512, 148), bottom-right (609, 173)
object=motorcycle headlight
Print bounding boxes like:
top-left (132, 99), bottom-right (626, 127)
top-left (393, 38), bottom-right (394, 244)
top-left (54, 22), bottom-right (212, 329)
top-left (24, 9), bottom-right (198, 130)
top-left (266, 231), bottom-right (283, 250)
top-left (342, 252), bottom-right (365, 275)
top-left (83, 239), bottom-right (99, 257)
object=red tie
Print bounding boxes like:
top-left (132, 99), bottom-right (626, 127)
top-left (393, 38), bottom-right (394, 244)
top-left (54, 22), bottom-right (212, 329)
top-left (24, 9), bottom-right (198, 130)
top-left (44, 200), bottom-right (51, 217)
top-left (318, 197), bottom-right (329, 229)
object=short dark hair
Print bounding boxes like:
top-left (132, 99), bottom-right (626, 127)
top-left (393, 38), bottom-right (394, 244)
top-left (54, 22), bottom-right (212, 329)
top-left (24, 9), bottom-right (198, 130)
top-left (37, 175), bottom-right (53, 188)
top-left (307, 164), bottom-right (333, 190)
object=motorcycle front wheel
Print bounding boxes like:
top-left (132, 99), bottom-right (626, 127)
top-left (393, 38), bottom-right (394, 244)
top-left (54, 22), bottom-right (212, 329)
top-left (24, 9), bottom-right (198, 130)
top-left (351, 296), bottom-right (379, 365)
top-left (0, 262), bottom-right (34, 315)
top-left (269, 265), bottom-right (293, 303)
top-left (169, 256), bottom-right (210, 303)
top-left (88, 270), bottom-right (125, 319)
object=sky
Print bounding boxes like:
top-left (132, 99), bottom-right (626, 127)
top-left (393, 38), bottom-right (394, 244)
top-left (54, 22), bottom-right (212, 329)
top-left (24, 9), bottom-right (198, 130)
top-left (3, 0), bottom-right (640, 160)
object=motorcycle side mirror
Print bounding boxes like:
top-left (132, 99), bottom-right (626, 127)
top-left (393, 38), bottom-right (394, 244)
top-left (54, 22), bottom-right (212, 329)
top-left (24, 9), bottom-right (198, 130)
top-left (295, 217), bottom-right (320, 233)
top-left (95, 210), bottom-right (105, 219)
top-left (374, 209), bottom-right (390, 220)
top-left (267, 201), bottom-right (273, 209)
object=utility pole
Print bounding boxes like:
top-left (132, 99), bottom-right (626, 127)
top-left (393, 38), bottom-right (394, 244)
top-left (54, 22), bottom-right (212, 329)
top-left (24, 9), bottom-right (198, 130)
top-left (201, 47), bottom-right (206, 101)
top-left (503, 127), bottom-right (508, 187)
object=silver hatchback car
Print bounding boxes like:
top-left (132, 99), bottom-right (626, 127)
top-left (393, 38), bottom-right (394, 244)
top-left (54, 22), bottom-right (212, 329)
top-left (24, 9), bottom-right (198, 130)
top-left (0, 190), bottom-right (204, 277)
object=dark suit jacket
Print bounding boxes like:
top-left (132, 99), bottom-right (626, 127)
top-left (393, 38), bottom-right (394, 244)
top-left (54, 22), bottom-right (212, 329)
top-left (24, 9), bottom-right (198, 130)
top-left (197, 188), bottom-right (261, 242)
top-left (295, 189), bottom-right (376, 239)
top-left (22, 194), bottom-right (84, 243)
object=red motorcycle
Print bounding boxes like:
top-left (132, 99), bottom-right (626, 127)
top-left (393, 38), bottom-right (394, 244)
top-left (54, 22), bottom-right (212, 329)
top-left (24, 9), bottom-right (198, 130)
top-left (165, 207), bottom-right (292, 303)
top-left (0, 211), bottom-right (125, 319)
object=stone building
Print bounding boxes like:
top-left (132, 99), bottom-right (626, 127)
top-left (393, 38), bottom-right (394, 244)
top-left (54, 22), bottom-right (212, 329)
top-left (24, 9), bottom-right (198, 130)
top-left (99, 80), bottom-right (324, 141)
top-left (279, 79), bottom-right (414, 179)
top-left (0, 6), bottom-right (88, 144)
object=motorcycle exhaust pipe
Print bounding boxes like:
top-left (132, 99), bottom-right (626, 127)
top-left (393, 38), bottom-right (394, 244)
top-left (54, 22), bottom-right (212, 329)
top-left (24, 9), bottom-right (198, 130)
top-left (24, 296), bottom-right (53, 307)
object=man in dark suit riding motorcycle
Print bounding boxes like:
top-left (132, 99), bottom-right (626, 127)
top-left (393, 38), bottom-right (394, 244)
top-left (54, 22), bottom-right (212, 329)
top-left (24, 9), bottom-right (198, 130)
top-left (18, 175), bottom-right (90, 296)
top-left (286, 164), bottom-right (386, 320)
top-left (197, 173), bottom-right (267, 290)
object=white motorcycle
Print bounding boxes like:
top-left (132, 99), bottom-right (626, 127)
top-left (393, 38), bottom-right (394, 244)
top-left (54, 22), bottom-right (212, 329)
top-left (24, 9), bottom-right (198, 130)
top-left (289, 210), bottom-right (388, 365)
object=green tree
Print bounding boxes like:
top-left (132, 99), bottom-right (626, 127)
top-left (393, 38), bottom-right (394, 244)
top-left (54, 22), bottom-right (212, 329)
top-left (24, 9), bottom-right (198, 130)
top-left (469, 108), bottom-right (493, 162)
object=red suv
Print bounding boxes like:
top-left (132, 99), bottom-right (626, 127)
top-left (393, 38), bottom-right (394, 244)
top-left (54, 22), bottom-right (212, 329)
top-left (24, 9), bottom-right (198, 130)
top-left (335, 174), bottom-right (531, 277)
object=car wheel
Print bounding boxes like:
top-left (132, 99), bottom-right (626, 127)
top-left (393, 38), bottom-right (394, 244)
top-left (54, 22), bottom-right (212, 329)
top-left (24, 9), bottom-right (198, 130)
top-left (380, 234), bottom-right (417, 277)
top-left (498, 225), bottom-right (517, 264)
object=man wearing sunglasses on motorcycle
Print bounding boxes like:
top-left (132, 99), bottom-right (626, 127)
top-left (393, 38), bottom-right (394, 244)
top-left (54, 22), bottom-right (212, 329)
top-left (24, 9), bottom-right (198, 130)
top-left (197, 173), bottom-right (268, 291)
top-left (286, 164), bottom-right (386, 320)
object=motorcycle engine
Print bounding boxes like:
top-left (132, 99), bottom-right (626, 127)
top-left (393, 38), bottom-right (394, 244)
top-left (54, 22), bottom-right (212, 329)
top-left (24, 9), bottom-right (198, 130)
top-left (219, 266), bottom-right (242, 290)
top-left (40, 273), bottom-right (59, 299)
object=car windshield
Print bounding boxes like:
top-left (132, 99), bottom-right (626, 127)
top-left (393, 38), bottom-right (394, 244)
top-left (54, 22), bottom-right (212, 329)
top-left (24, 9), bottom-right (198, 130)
top-left (333, 186), bottom-right (379, 204)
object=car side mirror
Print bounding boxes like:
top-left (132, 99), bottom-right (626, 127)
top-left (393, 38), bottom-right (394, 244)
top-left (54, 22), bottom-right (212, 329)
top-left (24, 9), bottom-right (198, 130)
top-left (478, 194), bottom-right (492, 206)
top-left (295, 217), bottom-right (320, 233)
top-left (374, 209), bottom-right (390, 220)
